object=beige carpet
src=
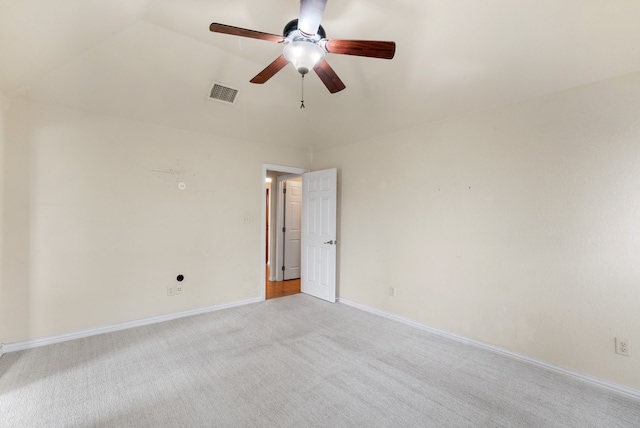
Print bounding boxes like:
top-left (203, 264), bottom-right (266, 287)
top-left (1, 294), bottom-right (639, 427)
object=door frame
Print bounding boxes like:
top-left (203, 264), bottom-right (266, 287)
top-left (261, 164), bottom-right (309, 301)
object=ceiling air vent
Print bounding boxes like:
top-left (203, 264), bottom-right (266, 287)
top-left (208, 82), bottom-right (239, 105)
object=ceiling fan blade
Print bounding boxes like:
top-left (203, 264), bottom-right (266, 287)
top-left (209, 23), bottom-right (285, 43)
top-left (313, 60), bottom-right (346, 94)
top-left (324, 40), bottom-right (396, 59)
top-left (298, 0), bottom-right (327, 36)
top-left (250, 55), bottom-right (290, 84)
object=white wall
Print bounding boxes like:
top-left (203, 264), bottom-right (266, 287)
top-left (312, 72), bottom-right (640, 391)
top-left (1, 100), bottom-right (310, 343)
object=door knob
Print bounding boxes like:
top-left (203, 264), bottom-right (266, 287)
top-left (324, 240), bottom-right (335, 245)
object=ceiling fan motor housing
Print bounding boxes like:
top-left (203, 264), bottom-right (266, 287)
top-left (283, 19), bottom-right (326, 42)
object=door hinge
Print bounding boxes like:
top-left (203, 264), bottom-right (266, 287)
top-left (281, 266), bottom-right (285, 271)
top-left (282, 227), bottom-right (286, 232)
top-left (283, 188), bottom-right (286, 194)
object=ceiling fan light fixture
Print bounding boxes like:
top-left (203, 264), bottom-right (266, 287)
top-left (283, 41), bottom-right (325, 75)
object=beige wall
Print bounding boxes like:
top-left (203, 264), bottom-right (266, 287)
top-left (1, 100), bottom-right (310, 343)
top-left (0, 97), bottom-right (5, 346)
top-left (312, 72), bottom-right (640, 390)
top-left (2, 72), bottom-right (639, 391)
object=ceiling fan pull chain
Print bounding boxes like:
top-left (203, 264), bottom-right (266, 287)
top-left (300, 74), bottom-right (306, 109)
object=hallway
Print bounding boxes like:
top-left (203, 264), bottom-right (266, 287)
top-left (265, 266), bottom-right (300, 299)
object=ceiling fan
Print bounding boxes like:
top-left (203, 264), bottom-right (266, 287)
top-left (209, 0), bottom-right (396, 95)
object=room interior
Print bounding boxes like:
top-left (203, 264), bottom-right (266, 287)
top-left (1, 0), bottom-right (640, 403)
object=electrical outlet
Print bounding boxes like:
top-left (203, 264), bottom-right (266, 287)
top-left (176, 284), bottom-right (183, 295)
top-left (615, 338), bottom-right (631, 356)
top-left (389, 286), bottom-right (396, 297)
top-left (167, 285), bottom-right (176, 297)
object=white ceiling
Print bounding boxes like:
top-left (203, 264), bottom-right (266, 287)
top-left (2, 0), bottom-right (640, 152)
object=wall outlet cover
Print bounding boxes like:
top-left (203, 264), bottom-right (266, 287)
top-left (615, 337), bottom-right (631, 357)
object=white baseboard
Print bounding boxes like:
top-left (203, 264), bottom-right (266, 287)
top-left (3, 297), bottom-right (262, 354)
top-left (0, 343), bottom-right (4, 359)
top-left (338, 297), bottom-right (640, 400)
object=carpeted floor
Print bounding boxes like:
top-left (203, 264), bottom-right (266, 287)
top-left (1, 294), bottom-right (639, 427)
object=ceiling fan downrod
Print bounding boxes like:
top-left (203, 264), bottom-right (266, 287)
top-left (300, 74), bottom-right (306, 109)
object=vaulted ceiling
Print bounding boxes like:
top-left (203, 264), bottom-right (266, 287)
top-left (2, 0), bottom-right (640, 152)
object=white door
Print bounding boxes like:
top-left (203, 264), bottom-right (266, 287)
top-left (301, 168), bottom-right (337, 302)
top-left (283, 180), bottom-right (302, 280)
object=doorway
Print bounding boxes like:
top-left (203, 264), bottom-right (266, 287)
top-left (265, 173), bottom-right (302, 299)
top-left (261, 164), bottom-right (338, 302)
top-left (261, 165), bottom-right (309, 301)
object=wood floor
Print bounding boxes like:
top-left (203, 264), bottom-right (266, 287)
top-left (265, 266), bottom-right (300, 299)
